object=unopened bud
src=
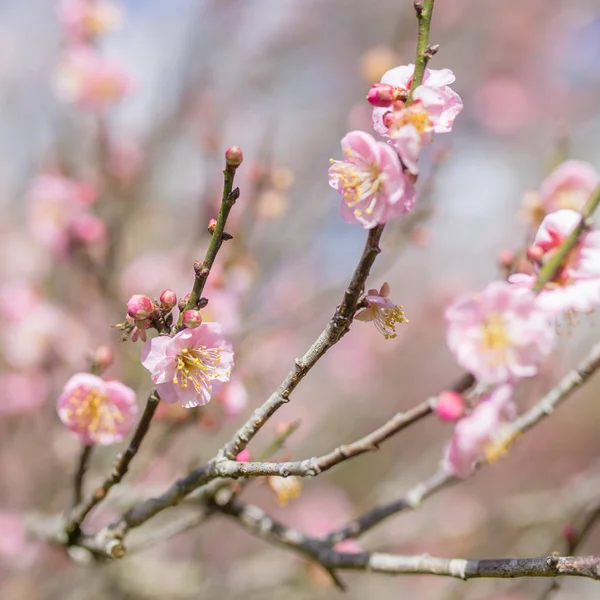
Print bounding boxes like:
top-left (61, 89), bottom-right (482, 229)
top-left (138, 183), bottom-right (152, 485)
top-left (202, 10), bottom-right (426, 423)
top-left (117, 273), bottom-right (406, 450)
top-left (526, 244), bottom-right (544, 264)
top-left (498, 249), bottom-right (515, 269)
top-left (367, 83), bottom-right (396, 107)
top-left (562, 524), bottom-right (576, 546)
top-left (235, 449), bottom-right (251, 462)
top-left (435, 390), bottom-right (466, 422)
top-left (127, 294), bottom-right (153, 320)
top-left (182, 309), bottom-right (202, 329)
top-left (225, 145), bottom-right (243, 168)
top-left (159, 289), bottom-right (177, 310)
top-left (93, 345), bottom-right (114, 371)
top-left (178, 293), bottom-right (190, 312)
top-left (382, 110), bottom-right (397, 129)
top-left (207, 218), bottom-right (217, 233)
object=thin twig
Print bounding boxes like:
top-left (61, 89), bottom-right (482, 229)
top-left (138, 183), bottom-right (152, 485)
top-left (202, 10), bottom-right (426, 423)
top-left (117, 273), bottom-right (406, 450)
top-left (72, 444), bottom-right (93, 508)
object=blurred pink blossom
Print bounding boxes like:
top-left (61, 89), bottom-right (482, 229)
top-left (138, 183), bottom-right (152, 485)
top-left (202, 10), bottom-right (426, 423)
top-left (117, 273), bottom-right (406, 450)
top-left (54, 45), bottom-right (134, 110)
top-left (27, 173), bottom-right (100, 258)
top-left (445, 281), bottom-right (555, 384)
top-left (3, 302), bottom-right (90, 369)
top-left (57, 373), bottom-right (137, 445)
top-left (0, 512), bottom-right (39, 568)
top-left (0, 371), bottom-right (47, 415)
top-left (510, 209), bottom-right (600, 315)
top-left (435, 390), bottom-right (466, 422)
top-left (328, 131), bottom-right (415, 229)
top-left (141, 323), bottom-right (234, 408)
top-left (58, 0), bottom-right (123, 43)
top-left (445, 384), bottom-right (515, 478)
top-left (539, 160), bottom-right (599, 214)
top-left (355, 282), bottom-right (407, 339)
top-left (218, 377), bottom-right (248, 417)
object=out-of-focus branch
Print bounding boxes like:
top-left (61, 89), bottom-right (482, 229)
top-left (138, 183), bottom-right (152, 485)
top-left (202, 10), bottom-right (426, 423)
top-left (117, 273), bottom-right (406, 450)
top-left (72, 444), bottom-right (93, 507)
top-left (326, 338), bottom-right (600, 545)
top-left (408, 0), bottom-right (436, 102)
top-left (216, 498), bottom-right (600, 583)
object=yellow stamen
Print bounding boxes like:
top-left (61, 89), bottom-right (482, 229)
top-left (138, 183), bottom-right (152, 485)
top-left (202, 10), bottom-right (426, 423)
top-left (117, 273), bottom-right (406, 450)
top-left (172, 345), bottom-right (223, 394)
top-left (64, 386), bottom-right (124, 435)
top-left (480, 313), bottom-right (510, 364)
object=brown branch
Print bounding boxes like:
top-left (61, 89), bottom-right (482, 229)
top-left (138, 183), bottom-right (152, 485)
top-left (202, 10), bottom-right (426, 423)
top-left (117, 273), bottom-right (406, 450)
top-left (215, 498), bottom-right (600, 583)
top-left (72, 444), bottom-right (93, 508)
top-left (63, 390), bottom-right (160, 543)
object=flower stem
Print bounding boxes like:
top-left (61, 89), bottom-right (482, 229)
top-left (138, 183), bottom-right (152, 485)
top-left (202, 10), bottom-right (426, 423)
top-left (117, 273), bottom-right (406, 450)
top-left (175, 164), bottom-right (240, 330)
top-left (533, 184), bottom-right (600, 293)
top-left (408, 0), bottom-right (436, 102)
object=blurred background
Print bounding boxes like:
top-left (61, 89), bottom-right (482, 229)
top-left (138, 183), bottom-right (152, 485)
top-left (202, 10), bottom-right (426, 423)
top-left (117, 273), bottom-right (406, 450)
top-left (2, 0), bottom-right (600, 598)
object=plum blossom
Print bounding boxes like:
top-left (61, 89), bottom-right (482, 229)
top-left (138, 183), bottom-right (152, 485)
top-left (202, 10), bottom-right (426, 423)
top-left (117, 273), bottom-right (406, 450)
top-left (218, 377), bottom-right (248, 416)
top-left (510, 209), bottom-right (600, 315)
top-left (445, 281), bottom-right (555, 384)
top-left (524, 161), bottom-right (600, 225)
top-left (27, 173), bottom-right (101, 257)
top-left (371, 65), bottom-right (463, 173)
top-left (58, 0), bottom-right (123, 43)
top-left (268, 476), bottom-right (303, 506)
top-left (54, 45), bottom-right (133, 110)
top-left (57, 373), bottom-right (137, 445)
top-left (445, 385), bottom-right (515, 478)
top-left (328, 131), bottom-right (416, 229)
top-left (355, 282), bottom-right (407, 339)
top-left (141, 323), bottom-right (234, 408)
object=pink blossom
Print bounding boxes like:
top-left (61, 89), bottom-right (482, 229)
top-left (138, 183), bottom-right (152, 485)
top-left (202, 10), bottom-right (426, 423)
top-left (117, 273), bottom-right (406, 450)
top-left (445, 281), bottom-right (555, 384)
top-left (540, 160), bottom-right (599, 214)
top-left (510, 209), bottom-right (600, 315)
top-left (355, 282), bottom-right (407, 339)
top-left (236, 449), bottom-right (251, 462)
top-left (57, 373), bottom-right (137, 445)
top-left (328, 131), bottom-right (416, 229)
top-left (0, 512), bottom-right (39, 567)
top-left (445, 385), bottom-right (514, 478)
top-left (58, 0), bottom-right (123, 42)
top-left (141, 323), bottom-right (234, 408)
top-left (372, 64), bottom-right (463, 136)
top-left (0, 371), bottom-right (47, 415)
top-left (182, 309), bottom-right (203, 329)
top-left (54, 45), bottom-right (133, 111)
top-left (160, 289), bottom-right (178, 310)
top-left (27, 173), bottom-right (99, 257)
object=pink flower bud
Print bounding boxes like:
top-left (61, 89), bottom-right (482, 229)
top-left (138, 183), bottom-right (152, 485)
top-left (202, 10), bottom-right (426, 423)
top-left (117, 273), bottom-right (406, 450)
top-left (93, 345), bottom-right (114, 371)
top-left (207, 218), bottom-right (218, 233)
top-left (159, 289), bottom-right (177, 310)
top-left (435, 390), bottom-right (466, 422)
top-left (127, 294), bottom-right (153, 320)
top-left (235, 449), bottom-right (251, 462)
top-left (182, 309), bottom-right (202, 329)
top-left (526, 244), bottom-right (544, 263)
top-left (562, 524), bottom-right (576, 546)
top-left (225, 145), bottom-right (243, 168)
top-left (382, 110), bottom-right (397, 129)
top-left (498, 249), bottom-right (515, 269)
top-left (367, 83), bottom-right (396, 107)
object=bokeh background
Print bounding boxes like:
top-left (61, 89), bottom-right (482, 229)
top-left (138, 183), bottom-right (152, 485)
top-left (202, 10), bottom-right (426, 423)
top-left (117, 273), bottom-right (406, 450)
top-left (2, 0), bottom-right (600, 598)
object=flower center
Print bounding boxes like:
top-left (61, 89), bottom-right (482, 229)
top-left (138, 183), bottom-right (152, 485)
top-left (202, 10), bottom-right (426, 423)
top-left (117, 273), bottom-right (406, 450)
top-left (553, 188), bottom-right (589, 212)
top-left (480, 313), bottom-right (510, 362)
top-left (393, 105), bottom-right (431, 135)
top-left (329, 158), bottom-right (384, 215)
top-left (172, 346), bottom-right (225, 393)
top-left (371, 304), bottom-right (407, 340)
top-left (66, 386), bottom-right (123, 434)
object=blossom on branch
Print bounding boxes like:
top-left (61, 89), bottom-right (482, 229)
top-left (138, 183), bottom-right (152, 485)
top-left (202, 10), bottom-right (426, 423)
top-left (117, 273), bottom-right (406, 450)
top-left (141, 323), bottom-right (234, 408)
top-left (510, 209), bottom-right (600, 315)
top-left (444, 384), bottom-right (515, 478)
top-left (445, 281), bottom-right (555, 384)
top-left (523, 160), bottom-right (600, 226)
top-left (57, 373), bottom-right (137, 445)
top-left (328, 131), bottom-right (415, 229)
top-left (355, 282), bottom-right (407, 339)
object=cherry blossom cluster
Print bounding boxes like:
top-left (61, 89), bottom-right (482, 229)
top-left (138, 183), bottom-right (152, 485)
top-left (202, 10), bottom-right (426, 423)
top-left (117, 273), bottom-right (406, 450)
top-left (441, 160), bottom-right (600, 477)
top-left (54, 0), bottom-right (133, 111)
top-left (328, 64), bottom-right (463, 229)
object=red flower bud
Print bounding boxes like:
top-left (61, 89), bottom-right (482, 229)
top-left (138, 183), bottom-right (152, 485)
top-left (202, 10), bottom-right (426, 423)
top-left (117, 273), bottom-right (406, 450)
top-left (127, 294), bottom-right (153, 320)
top-left (182, 309), bottom-right (202, 329)
top-left (225, 145), bottom-right (243, 168)
top-left (435, 390), bottom-right (466, 422)
top-left (159, 289), bottom-right (177, 311)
